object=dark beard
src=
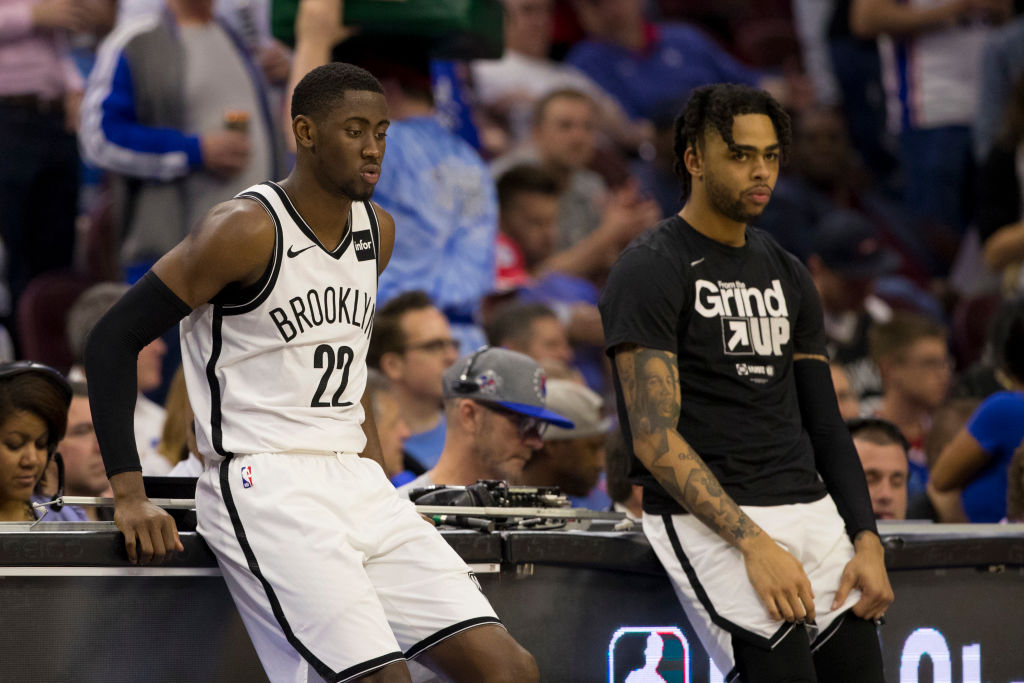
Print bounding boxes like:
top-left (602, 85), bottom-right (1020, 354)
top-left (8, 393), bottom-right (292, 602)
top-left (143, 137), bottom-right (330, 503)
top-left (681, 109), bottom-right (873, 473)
top-left (705, 171), bottom-right (765, 224)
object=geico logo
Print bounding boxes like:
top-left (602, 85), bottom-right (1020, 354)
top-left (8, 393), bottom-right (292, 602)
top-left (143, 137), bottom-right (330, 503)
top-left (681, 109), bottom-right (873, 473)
top-left (355, 239), bottom-right (372, 251)
top-left (695, 279), bottom-right (788, 318)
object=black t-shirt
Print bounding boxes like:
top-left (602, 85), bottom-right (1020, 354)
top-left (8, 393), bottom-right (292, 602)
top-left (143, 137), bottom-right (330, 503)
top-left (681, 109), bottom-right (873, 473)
top-left (600, 216), bottom-right (829, 514)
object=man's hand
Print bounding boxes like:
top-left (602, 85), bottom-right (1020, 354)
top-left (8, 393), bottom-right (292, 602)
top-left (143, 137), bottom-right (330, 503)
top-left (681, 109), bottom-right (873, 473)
top-left (109, 471), bottom-right (183, 565)
top-left (259, 39), bottom-right (293, 85)
top-left (741, 534), bottom-right (817, 623)
top-left (831, 531), bottom-right (893, 620)
top-left (201, 130), bottom-right (250, 178)
top-left (31, 0), bottom-right (93, 32)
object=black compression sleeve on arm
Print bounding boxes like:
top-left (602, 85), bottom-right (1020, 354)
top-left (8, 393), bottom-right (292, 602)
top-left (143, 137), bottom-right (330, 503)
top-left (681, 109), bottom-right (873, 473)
top-left (84, 272), bottom-right (192, 477)
top-left (794, 359), bottom-right (879, 540)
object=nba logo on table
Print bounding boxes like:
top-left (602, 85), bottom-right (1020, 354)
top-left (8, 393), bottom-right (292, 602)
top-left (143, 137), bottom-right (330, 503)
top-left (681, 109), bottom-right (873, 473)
top-left (241, 465), bottom-right (254, 489)
top-left (608, 626), bottom-right (689, 683)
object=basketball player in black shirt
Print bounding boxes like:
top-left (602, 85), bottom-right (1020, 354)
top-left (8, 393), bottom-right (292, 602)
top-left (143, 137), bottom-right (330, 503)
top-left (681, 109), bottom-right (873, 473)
top-left (600, 84), bottom-right (892, 682)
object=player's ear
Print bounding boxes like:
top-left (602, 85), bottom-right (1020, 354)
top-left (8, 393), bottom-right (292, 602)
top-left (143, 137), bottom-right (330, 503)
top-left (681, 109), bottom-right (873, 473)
top-left (684, 143), bottom-right (702, 179)
top-left (292, 115), bottom-right (316, 151)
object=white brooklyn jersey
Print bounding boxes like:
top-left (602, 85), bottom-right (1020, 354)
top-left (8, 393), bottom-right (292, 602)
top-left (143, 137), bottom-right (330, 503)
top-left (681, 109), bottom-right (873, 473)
top-left (181, 181), bottom-right (379, 458)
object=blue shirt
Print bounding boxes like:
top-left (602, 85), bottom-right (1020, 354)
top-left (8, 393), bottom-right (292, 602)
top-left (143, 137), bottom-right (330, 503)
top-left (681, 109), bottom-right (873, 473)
top-left (403, 418), bottom-right (447, 471)
top-left (964, 391), bottom-right (1024, 523)
top-left (30, 495), bottom-right (90, 522)
top-left (374, 116), bottom-right (497, 351)
top-left (565, 23), bottom-right (759, 122)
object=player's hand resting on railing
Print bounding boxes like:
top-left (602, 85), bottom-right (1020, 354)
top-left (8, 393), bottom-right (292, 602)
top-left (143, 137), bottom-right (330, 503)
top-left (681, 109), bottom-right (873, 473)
top-left (110, 471), bottom-right (184, 566)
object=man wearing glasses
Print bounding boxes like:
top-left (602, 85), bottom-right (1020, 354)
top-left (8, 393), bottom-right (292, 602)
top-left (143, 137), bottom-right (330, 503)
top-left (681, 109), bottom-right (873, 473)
top-left (397, 347), bottom-right (573, 494)
top-left (369, 291), bottom-right (463, 469)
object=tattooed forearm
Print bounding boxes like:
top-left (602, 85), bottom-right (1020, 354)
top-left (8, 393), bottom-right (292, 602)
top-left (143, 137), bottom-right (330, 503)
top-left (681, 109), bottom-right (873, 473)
top-left (614, 345), bottom-right (763, 548)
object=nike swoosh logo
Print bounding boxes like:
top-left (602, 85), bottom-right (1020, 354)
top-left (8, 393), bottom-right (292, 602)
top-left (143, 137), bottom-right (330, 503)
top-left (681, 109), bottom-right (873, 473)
top-left (690, 257), bottom-right (705, 266)
top-left (287, 244), bottom-right (317, 258)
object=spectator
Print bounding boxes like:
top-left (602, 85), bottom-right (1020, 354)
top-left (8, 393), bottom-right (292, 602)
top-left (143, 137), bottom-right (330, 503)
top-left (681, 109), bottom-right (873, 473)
top-left (914, 398), bottom-right (978, 521)
top-left (470, 0), bottom-right (647, 152)
top-left (0, 0), bottom-right (109, 323)
top-left (57, 381), bottom-right (113, 521)
top-left (485, 302), bottom-right (574, 373)
top-left (931, 302), bottom-right (1024, 522)
top-left (79, 0), bottom-right (284, 271)
top-left (66, 282), bottom-right (167, 473)
top-left (808, 210), bottom-right (899, 399)
top-left (492, 89), bottom-right (659, 262)
top-left (851, 0), bottom-right (1010, 237)
top-left (605, 430), bottom-right (642, 522)
top-left (519, 378), bottom-right (610, 506)
top-left (0, 361), bottom-right (85, 522)
top-left (564, 0), bottom-right (762, 123)
top-left (831, 361), bottom-right (862, 420)
top-left (364, 368), bottom-right (416, 487)
top-left (398, 347), bottom-right (572, 493)
top-left (973, 14), bottom-right (1024, 162)
top-left (848, 417), bottom-right (909, 521)
top-left (868, 312), bottom-right (953, 500)
top-left (368, 291), bottom-right (460, 470)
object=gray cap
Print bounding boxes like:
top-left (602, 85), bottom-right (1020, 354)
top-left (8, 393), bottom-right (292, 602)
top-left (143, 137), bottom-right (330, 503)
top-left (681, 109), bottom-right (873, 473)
top-left (543, 379), bottom-right (612, 441)
top-left (443, 346), bottom-right (574, 429)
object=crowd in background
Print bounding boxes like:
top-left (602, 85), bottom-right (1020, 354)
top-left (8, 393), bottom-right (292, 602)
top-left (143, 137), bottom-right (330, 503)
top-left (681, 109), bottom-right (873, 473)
top-left (2, 0), bottom-right (1024, 525)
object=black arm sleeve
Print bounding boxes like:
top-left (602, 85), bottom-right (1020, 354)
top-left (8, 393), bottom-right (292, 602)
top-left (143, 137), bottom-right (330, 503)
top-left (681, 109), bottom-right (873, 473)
top-left (84, 272), bottom-right (192, 477)
top-left (794, 359), bottom-right (879, 541)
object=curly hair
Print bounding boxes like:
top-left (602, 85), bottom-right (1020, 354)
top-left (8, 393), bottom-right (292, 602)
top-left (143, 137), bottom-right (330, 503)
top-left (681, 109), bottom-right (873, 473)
top-left (672, 83), bottom-right (792, 200)
top-left (291, 62), bottom-right (383, 123)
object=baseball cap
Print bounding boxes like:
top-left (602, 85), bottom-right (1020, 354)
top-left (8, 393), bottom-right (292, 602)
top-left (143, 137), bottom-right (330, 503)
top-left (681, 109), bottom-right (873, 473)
top-left (811, 211), bottom-right (900, 279)
top-left (443, 347), bottom-right (575, 429)
top-left (542, 379), bottom-right (613, 441)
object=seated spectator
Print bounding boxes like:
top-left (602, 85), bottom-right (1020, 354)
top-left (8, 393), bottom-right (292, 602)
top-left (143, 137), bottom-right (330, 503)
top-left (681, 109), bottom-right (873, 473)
top-left (848, 417), bottom-right (909, 521)
top-left (471, 0), bottom-right (648, 153)
top-left (564, 0), bottom-right (764, 123)
top-left (914, 398), bottom-right (978, 522)
top-left (868, 312), bottom-right (953, 500)
top-left (830, 361), bottom-right (861, 420)
top-left (931, 303), bottom-right (1024, 523)
top-left (0, 361), bottom-right (85, 522)
top-left (519, 379), bottom-right (610, 507)
top-left (398, 347), bottom-right (572, 494)
top-left (364, 368), bottom-right (416, 487)
top-left (66, 282), bottom-right (168, 474)
top-left (491, 89), bottom-right (658, 263)
top-left (808, 210), bottom-right (899, 399)
top-left (485, 302), bottom-right (574, 376)
top-left (368, 292), bottom-right (460, 470)
top-left (58, 381), bottom-right (114, 521)
top-left (605, 430), bottom-right (641, 522)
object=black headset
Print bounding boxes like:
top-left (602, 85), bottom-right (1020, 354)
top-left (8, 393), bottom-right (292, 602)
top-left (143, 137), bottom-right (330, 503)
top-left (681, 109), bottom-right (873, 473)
top-left (0, 361), bottom-right (73, 513)
top-left (450, 345), bottom-right (492, 395)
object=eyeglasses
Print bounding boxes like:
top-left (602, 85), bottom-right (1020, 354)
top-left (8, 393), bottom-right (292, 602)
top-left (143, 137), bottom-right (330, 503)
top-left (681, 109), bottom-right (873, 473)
top-left (481, 403), bottom-right (548, 440)
top-left (403, 338), bottom-right (461, 354)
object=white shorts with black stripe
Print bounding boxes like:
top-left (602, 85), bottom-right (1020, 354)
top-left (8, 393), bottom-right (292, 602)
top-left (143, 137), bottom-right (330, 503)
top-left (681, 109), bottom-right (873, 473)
top-left (195, 451), bottom-right (500, 683)
top-left (642, 494), bottom-right (860, 682)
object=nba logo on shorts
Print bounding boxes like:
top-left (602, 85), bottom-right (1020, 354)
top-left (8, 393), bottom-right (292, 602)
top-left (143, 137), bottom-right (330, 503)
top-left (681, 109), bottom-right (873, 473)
top-left (607, 627), bottom-right (689, 683)
top-left (241, 465), bottom-right (254, 489)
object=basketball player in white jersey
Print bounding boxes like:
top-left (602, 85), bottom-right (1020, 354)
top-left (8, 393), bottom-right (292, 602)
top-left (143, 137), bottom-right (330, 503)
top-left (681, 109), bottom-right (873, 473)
top-left (83, 63), bottom-right (538, 683)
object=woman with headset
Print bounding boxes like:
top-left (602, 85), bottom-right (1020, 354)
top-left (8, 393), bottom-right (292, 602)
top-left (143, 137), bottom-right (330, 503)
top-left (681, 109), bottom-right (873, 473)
top-left (0, 361), bottom-right (86, 522)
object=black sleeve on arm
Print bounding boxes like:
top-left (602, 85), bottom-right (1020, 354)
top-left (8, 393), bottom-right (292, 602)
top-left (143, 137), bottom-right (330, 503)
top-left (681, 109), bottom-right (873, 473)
top-left (84, 271), bottom-right (192, 477)
top-left (795, 359), bottom-right (879, 541)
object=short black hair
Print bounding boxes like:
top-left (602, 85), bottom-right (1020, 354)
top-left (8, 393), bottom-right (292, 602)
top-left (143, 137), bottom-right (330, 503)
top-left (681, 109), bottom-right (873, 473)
top-left (847, 417), bottom-right (910, 453)
top-left (368, 291), bottom-right (435, 369)
top-left (496, 164), bottom-right (562, 211)
top-left (484, 302), bottom-right (558, 347)
top-left (290, 62), bottom-right (384, 122)
top-left (673, 83), bottom-right (792, 200)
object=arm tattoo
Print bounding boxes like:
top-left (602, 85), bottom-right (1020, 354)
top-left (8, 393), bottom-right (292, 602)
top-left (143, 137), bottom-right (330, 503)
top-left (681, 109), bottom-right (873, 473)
top-left (616, 346), bottom-right (762, 547)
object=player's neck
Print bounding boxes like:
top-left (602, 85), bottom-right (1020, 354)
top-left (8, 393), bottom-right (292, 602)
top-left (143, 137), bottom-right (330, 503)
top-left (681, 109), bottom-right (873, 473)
top-left (278, 172), bottom-right (354, 249)
top-left (679, 195), bottom-right (746, 247)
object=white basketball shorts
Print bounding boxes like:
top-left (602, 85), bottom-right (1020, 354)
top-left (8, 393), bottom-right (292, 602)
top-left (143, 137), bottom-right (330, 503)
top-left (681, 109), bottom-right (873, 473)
top-left (642, 494), bottom-right (861, 682)
top-left (195, 451), bottom-right (500, 683)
